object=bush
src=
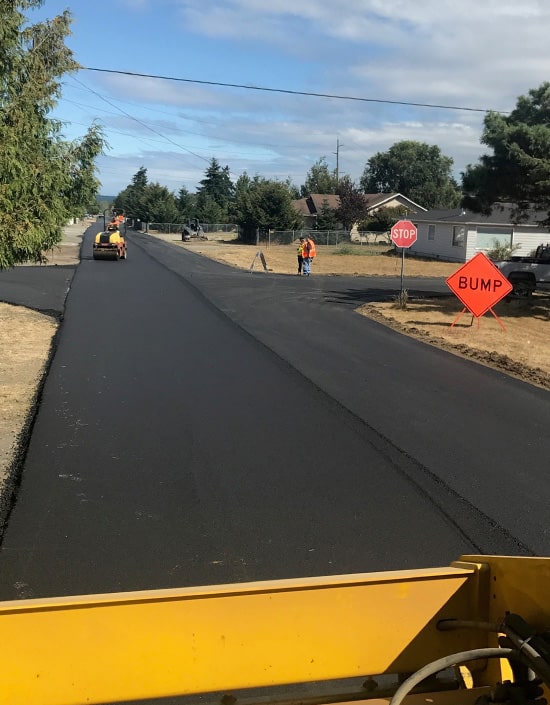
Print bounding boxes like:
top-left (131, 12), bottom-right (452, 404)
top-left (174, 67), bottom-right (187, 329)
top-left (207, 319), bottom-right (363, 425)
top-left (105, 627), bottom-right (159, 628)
top-left (486, 238), bottom-right (521, 260)
top-left (393, 288), bottom-right (409, 310)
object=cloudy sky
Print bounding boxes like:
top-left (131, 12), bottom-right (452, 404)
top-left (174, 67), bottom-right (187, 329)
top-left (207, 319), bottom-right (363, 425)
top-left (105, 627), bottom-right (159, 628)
top-left (30, 0), bottom-right (549, 197)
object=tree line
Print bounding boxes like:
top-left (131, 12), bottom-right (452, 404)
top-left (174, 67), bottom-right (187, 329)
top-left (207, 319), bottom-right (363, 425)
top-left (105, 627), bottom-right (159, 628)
top-left (4, 2), bottom-right (550, 263)
top-left (111, 147), bottom-right (463, 240)
top-left (113, 80), bottom-right (550, 241)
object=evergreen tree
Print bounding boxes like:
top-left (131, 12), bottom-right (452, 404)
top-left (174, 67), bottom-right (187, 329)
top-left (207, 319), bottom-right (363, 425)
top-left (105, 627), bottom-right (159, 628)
top-left (113, 167), bottom-right (148, 220)
top-left (141, 183), bottom-right (180, 223)
top-left (462, 83), bottom-right (550, 223)
top-left (176, 186), bottom-right (197, 220)
top-left (196, 158), bottom-right (234, 220)
top-left (300, 157), bottom-right (339, 196)
top-left (315, 199), bottom-right (339, 230)
top-left (0, 2), bottom-right (105, 268)
top-left (234, 176), bottom-right (302, 241)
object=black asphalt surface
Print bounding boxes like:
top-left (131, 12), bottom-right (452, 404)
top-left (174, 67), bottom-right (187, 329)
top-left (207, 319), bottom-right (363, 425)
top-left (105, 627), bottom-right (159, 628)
top-left (0, 228), bottom-right (549, 602)
top-left (0, 263), bottom-right (76, 316)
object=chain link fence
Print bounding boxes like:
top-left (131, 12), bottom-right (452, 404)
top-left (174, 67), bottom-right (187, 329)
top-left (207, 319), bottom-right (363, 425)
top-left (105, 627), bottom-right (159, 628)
top-left (269, 230), bottom-right (391, 247)
top-left (146, 223), bottom-right (238, 234)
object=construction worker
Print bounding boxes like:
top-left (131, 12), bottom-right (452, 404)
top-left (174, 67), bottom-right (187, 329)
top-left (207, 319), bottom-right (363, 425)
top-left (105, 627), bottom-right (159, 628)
top-left (297, 237), bottom-right (305, 275)
top-left (302, 236), bottom-right (316, 276)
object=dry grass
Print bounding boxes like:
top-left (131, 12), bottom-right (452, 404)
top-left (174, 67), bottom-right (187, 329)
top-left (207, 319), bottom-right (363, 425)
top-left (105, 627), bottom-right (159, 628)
top-left (151, 235), bottom-right (459, 277)
top-left (0, 304), bottom-right (57, 485)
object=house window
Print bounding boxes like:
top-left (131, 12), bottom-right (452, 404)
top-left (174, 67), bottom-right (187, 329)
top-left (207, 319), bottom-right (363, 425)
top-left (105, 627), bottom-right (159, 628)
top-left (452, 225), bottom-right (465, 247)
top-left (475, 226), bottom-right (512, 251)
top-left (428, 225), bottom-right (435, 241)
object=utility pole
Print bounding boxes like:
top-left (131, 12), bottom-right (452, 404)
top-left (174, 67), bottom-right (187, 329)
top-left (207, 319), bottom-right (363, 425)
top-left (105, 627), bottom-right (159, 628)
top-left (333, 137), bottom-right (343, 187)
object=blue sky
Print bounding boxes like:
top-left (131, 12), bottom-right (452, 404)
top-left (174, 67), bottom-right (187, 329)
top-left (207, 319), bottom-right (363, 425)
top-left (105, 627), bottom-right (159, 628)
top-left (29, 0), bottom-right (550, 197)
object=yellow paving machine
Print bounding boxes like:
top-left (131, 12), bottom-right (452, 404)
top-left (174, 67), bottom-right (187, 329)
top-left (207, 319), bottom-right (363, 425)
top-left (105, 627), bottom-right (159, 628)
top-left (2, 554), bottom-right (550, 705)
top-left (93, 218), bottom-right (127, 260)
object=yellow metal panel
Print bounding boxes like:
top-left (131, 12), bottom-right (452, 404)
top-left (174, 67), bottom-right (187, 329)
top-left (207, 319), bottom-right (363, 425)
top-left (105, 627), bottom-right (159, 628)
top-left (458, 555), bottom-right (550, 627)
top-left (0, 566), bottom-right (478, 705)
top-left (457, 556), bottom-right (550, 691)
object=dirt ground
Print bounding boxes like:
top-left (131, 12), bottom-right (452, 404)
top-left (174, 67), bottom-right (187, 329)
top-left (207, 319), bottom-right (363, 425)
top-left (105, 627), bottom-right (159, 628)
top-left (1, 229), bottom-right (549, 507)
top-left (0, 220), bottom-right (87, 502)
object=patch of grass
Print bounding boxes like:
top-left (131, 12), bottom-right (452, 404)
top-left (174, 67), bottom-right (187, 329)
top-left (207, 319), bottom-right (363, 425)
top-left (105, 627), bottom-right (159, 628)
top-left (331, 245), bottom-right (387, 256)
top-left (393, 288), bottom-right (409, 310)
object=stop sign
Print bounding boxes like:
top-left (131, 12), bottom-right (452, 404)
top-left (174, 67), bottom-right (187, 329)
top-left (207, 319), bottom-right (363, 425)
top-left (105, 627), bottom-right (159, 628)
top-left (391, 220), bottom-right (417, 248)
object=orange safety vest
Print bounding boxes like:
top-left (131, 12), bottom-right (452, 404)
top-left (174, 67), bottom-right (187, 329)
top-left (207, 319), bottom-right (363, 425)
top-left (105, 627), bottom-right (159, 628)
top-left (304, 238), bottom-right (316, 258)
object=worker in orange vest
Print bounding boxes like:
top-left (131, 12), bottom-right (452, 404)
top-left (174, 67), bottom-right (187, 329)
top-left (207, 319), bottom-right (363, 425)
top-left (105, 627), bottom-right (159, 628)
top-left (302, 236), bottom-right (316, 276)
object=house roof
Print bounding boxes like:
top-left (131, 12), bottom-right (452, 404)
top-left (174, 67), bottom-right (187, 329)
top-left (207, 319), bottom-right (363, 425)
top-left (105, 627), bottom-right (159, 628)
top-left (363, 193), bottom-right (427, 212)
top-left (293, 198), bottom-right (311, 217)
top-left (413, 205), bottom-right (549, 228)
top-left (308, 194), bottom-right (341, 212)
top-left (294, 192), bottom-right (427, 216)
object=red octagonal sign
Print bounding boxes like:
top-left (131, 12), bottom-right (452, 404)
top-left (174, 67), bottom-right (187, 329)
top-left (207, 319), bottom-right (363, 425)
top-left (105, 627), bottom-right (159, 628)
top-left (391, 219), bottom-right (417, 248)
top-left (446, 252), bottom-right (513, 318)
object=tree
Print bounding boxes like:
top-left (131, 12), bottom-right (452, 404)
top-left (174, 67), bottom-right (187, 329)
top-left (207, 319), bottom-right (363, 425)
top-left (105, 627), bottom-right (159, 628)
top-left (335, 179), bottom-right (369, 231)
top-left (300, 157), bottom-right (339, 196)
top-left (176, 186), bottom-right (197, 220)
top-left (0, 2), bottom-right (105, 268)
top-left (140, 183), bottom-right (179, 223)
top-left (462, 83), bottom-right (550, 224)
top-left (358, 205), bottom-right (411, 233)
top-left (234, 176), bottom-right (302, 241)
top-left (360, 141), bottom-right (461, 209)
top-left (62, 123), bottom-right (106, 218)
top-left (196, 194), bottom-right (225, 224)
top-left (196, 158), bottom-right (234, 221)
top-left (315, 199), bottom-right (339, 231)
top-left (113, 167), bottom-right (148, 220)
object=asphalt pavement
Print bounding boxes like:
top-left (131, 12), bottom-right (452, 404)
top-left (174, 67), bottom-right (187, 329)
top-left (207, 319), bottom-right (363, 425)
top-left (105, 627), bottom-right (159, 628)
top-left (0, 228), bottom-right (548, 603)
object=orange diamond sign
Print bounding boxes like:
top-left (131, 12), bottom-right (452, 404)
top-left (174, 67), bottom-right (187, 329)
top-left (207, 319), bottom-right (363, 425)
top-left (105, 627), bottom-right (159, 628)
top-left (446, 252), bottom-right (513, 318)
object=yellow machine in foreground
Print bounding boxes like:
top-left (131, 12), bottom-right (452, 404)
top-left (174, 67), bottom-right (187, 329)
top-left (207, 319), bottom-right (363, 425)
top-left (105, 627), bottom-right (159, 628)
top-left (2, 555), bottom-right (550, 705)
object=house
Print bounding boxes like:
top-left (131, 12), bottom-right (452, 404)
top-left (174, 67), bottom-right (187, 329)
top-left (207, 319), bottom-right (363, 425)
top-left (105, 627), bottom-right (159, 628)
top-left (409, 206), bottom-right (550, 263)
top-left (294, 193), bottom-right (426, 230)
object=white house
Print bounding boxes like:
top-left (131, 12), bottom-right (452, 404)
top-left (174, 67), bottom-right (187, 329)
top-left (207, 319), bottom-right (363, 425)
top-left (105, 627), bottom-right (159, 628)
top-left (409, 206), bottom-right (550, 263)
top-left (294, 192), bottom-right (426, 230)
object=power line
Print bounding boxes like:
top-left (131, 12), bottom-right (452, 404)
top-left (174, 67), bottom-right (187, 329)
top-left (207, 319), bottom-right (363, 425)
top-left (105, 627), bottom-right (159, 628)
top-left (70, 75), bottom-right (211, 165)
top-left (83, 66), bottom-right (505, 114)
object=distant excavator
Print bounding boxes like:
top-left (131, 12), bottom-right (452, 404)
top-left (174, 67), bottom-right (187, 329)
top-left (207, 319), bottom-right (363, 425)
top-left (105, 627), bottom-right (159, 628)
top-left (182, 218), bottom-right (206, 241)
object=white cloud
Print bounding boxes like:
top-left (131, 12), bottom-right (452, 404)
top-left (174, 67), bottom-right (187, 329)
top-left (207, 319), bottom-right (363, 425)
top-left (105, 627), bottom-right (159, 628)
top-left (86, 0), bottom-right (550, 193)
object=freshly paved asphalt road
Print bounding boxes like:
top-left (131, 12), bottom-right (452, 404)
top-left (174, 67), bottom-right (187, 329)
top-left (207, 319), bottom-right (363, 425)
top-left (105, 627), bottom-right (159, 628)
top-left (0, 228), bottom-right (549, 602)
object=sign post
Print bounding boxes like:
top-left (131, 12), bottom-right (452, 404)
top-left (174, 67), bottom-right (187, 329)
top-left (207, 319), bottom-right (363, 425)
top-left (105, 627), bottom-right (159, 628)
top-left (391, 220), bottom-right (418, 299)
top-left (446, 253), bottom-right (513, 329)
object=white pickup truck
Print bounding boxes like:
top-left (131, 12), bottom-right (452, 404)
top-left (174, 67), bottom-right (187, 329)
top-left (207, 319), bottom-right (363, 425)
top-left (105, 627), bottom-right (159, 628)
top-left (495, 244), bottom-right (550, 296)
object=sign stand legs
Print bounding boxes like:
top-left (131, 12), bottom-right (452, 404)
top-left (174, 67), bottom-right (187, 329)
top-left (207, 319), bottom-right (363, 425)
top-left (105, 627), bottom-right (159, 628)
top-left (249, 250), bottom-right (269, 273)
top-left (450, 306), bottom-right (506, 331)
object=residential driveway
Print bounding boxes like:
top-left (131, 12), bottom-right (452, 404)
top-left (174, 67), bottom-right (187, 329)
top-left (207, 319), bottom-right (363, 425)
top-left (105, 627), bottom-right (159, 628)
top-left (0, 220), bottom-right (99, 315)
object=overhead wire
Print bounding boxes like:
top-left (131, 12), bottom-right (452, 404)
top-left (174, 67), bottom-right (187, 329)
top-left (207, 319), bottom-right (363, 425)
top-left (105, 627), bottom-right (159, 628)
top-left (70, 75), bottom-right (212, 165)
top-left (83, 66), bottom-right (507, 115)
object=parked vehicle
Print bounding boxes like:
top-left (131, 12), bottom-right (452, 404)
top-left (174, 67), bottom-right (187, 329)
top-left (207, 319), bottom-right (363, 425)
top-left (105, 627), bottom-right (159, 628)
top-left (495, 243), bottom-right (550, 296)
